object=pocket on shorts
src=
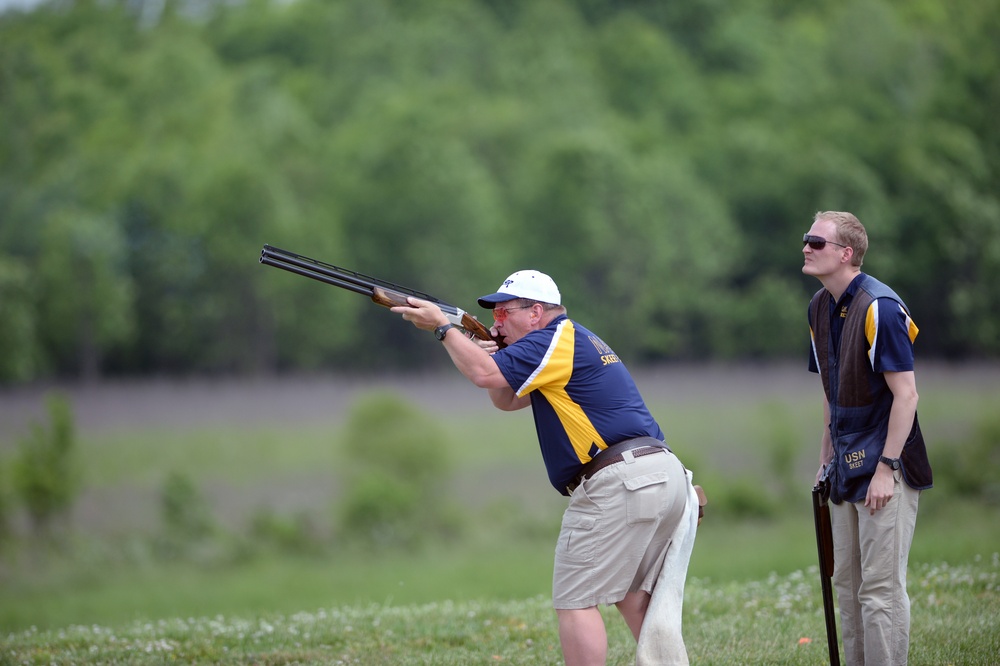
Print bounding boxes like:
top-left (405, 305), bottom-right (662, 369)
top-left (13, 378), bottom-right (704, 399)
top-left (556, 511), bottom-right (597, 564)
top-left (624, 470), bottom-right (669, 526)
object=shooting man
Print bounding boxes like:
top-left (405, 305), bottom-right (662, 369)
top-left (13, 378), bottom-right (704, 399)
top-left (392, 269), bottom-right (701, 666)
top-left (803, 211), bottom-right (933, 665)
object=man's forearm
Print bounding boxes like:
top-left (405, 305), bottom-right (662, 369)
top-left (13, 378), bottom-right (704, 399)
top-left (884, 394), bottom-right (917, 459)
top-left (883, 371), bottom-right (919, 459)
top-left (819, 436), bottom-right (834, 467)
top-left (440, 328), bottom-right (510, 389)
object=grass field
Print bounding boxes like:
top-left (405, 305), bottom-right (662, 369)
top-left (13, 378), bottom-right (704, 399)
top-left (1, 362), bottom-right (999, 661)
top-left (3, 556), bottom-right (998, 664)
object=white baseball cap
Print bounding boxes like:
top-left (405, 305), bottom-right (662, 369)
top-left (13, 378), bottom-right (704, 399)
top-left (478, 270), bottom-right (562, 308)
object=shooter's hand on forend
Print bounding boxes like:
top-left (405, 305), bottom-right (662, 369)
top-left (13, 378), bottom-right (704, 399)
top-left (391, 297), bottom-right (449, 332)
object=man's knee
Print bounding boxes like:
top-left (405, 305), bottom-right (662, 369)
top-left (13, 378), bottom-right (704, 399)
top-left (617, 591), bottom-right (651, 640)
top-left (557, 607), bottom-right (607, 666)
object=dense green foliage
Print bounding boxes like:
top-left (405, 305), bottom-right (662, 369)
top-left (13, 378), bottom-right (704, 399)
top-left (1, 0), bottom-right (998, 381)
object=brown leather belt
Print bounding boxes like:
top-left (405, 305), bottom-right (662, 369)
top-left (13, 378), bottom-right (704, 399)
top-left (566, 437), bottom-right (669, 494)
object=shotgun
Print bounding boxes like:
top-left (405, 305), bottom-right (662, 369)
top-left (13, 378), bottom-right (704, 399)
top-left (259, 245), bottom-right (505, 348)
top-left (812, 467), bottom-right (840, 666)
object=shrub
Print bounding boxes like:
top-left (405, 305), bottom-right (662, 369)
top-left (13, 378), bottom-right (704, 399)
top-left (933, 413), bottom-right (1000, 503)
top-left (336, 391), bottom-right (458, 549)
top-left (712, 476), bottom-right (779, 519)
top-left (248, 507), bottom-right (324, 556)
top-left (0, 459), bottom-right (9, 544)
top-left (12, 393), bottom-right (78, 537)
top-left (760, 401), bottom-right (801, 503)
top-left (156, 471), bottom-right (216, 559)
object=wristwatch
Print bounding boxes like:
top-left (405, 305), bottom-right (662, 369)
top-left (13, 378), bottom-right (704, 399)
top-left (878, 455), bottom-right (901, 470)
top-left (434, 324), bottom-right (455, 341)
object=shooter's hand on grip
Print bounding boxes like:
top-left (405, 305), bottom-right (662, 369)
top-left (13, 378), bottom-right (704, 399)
top-left (392, 296), bottom-right (499, 344)
top-left (459, 313), bottom-right (505, 349)
top-left (386, 294), bottom-right (504, 348)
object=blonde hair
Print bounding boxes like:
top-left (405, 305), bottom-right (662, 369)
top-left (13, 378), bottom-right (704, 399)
top-left (814, 211), bottom-right (868, 267)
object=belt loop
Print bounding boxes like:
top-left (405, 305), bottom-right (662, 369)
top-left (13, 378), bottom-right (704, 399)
top-left (622, 450), bottom-right (636, 465)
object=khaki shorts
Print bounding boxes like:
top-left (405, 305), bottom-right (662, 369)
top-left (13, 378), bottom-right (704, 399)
top-left (552, 448), bottom-right (690, 609)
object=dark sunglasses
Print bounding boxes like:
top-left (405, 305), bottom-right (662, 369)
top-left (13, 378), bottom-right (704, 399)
top-left (803, 234), bottom-right (849, 251)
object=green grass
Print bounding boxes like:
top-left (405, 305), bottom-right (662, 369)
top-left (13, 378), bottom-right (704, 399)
top-left (3, 556), bottom-right (997, 665)
top-left (689, 496), bottom-right (1000, 583)
top-left (1, 365), bottom-right (998, 662)
top-left (2, 496), bottom-right (997, 635)
top-left (0, 544), bottom-right (556, 633)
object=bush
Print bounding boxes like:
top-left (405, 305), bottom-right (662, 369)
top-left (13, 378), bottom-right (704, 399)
top-left (760, 401), bottom-right (801, 503)
top-left (710, 476), bottom-right (779, 519)
top-left (156, 471), bottom-right (217, 559)
top-left (0, 459), bottom-right (9, 545)
top-left (336, 391), bottom-right (459, 549)
top-left (933, 413), bottom-right (1000, 504)
top-left (248, 508), bottom-right (324, 556)
top-left (12, 393), bottom-right (78, 537)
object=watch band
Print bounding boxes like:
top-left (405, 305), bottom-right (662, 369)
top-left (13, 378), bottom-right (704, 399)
top-left (878, 455), bottom-right (901, 470)
top-left (434, 324), bottom-right (455, 341)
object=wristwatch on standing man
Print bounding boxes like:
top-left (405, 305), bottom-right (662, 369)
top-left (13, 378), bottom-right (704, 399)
top-left (878, 455), bottom-right (901, 470)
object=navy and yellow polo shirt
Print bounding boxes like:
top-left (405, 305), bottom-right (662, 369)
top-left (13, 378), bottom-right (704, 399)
top-left (808, 274), bottom-right (919, 376)
top-left (492, 314), bottom-right (665, 495)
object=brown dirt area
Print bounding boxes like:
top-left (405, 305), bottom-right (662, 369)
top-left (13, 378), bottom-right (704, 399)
top-left (1, 362), bottom-right (997, 537)
top-left (0, 363), bottom-right (821, 440)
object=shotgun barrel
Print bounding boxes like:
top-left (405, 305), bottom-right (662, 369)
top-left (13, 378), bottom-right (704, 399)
top-left (812, 477), bottom-right (840, 666)
top-left (260, 245), bottom-right (445, 303)
top-left (259, 245), bottom-right (503, 347)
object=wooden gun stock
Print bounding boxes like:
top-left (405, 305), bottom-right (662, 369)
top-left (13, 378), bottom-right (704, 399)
top-left (815, 492), bottom-right (834, 578)
top-left (370, 287), bottom-right (500, 346)
top-left (812, 478), bottom-right (840, 666)
top-left (459, 312), bottom-right (498, 345)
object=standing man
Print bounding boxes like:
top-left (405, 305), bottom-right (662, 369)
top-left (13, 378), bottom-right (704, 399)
top-left (802, 211), bottom-right (933, 665)
top-left (392, 269), bottom-right (701, 666)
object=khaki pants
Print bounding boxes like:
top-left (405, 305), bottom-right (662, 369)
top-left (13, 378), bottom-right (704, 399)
top-left (831, 469), bottom-right (921, 666)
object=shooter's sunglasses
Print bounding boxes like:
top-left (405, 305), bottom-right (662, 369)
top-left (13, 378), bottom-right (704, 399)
top-left (803, 234), bottom-right (849, 251)
top-left (492, 304), bottom-right (533, 322)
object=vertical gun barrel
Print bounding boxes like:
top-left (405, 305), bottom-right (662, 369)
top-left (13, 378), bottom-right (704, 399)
top-left (812, 483), bottom-right (840, 666)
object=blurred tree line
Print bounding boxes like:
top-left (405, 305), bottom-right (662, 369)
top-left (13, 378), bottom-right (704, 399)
top-left (1, 0), bottom-right (997, 383)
